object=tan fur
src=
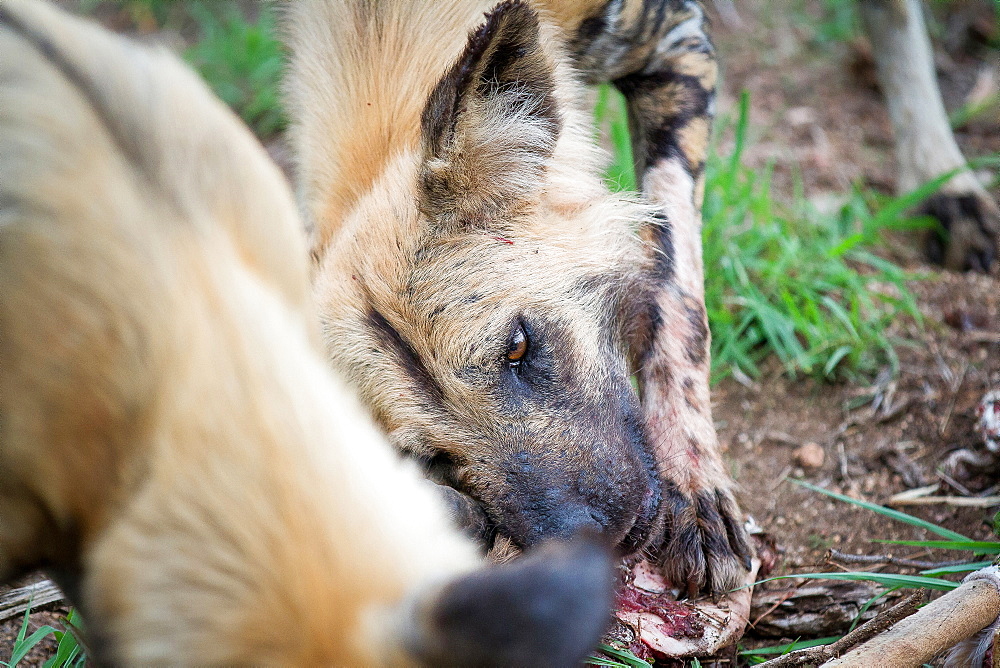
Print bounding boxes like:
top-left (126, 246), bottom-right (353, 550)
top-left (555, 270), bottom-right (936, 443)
top-left (286, 1), bottom-right (649, 255)
top-left (288, 0), bottom-right (667, 546)
top-left (0, 2), bottom-right (617, 664)
top-left (288, 3), bottom-right (650, 392)
top-left (286, 0), bottom-right (752, 594)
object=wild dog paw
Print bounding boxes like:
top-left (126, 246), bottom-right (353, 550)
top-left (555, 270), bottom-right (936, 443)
top-left (923, 190), bottom-right (1000, 272)
top-left (656, 481), bottom-right (753, 599)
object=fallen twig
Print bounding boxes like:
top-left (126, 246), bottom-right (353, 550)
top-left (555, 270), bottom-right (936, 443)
top-left (938, 362), bottom-right (968, 437)
top-left (756, 591), bottom-right (924, 667)
top-left (828, 548), bottom-right (973, 571)
top-left (769, 465), bottom-right (793, 493)
top-left (762, 431), bottom-right (800, 447)
top-left (824, 566), bottom-right (1000, 667)
top-left (936, 469), bottom-right (975, 497)
top-left (879, 445), bottom-right (929, 489)
top-left (966, 331), bottom-right (1000, 344)
top-left (0, 578), bottom-right (65, 623)
top-left (749, 581), bottom-right (896, 638)
top-left (886, 484), bottom-right (939, 504)
top-left (888, 495), bottom-right (1000, 508)
top-left (836, 442), bottom-right (850, 483)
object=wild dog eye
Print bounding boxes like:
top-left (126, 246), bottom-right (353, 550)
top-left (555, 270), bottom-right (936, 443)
top-left (507, 324), bottom-right (528, 367)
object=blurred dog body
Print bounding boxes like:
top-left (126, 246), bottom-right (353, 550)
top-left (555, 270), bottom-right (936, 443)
top-left (0, 1), bottom-right (611, 664)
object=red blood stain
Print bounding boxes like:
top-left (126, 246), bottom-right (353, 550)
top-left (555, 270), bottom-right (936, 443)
top-left (616, 585), bottom-right (705, 640)
top-left (491, 235), bottom-right (514, 245)
top-left (686, 445), bottom-right (701, 467)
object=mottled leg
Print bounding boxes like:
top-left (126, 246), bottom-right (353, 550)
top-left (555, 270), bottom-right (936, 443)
top-left (570, 0), bottom-right (751, 595)
top-left (860, 0), bottom-right (1000, 272)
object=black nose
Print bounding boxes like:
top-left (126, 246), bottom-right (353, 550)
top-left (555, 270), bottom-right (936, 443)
top-left (514, 501), bottom-right (606, 548)
top-left (494, 465), bottom-right (649, 549)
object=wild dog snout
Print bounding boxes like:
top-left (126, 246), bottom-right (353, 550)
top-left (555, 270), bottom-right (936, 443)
top-left (493, 446), bottom-right (658, 550)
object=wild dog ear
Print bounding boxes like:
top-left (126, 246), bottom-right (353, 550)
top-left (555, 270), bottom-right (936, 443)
top-left (419, 0), bottom-right (560, 229)
top-left (405, 537), bottom-right (614, 667)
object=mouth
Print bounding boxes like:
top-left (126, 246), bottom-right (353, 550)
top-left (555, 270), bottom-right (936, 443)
top-left (617, 476), bottom-right (662, 556)
top-left (616, 424), bottom-right (665, 557)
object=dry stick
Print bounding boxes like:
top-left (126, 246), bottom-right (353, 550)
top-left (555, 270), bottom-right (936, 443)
top-left (937, 469), bottom-right (975, 498)
top-left (755, 591), bottom-right (924, 668)
top-left (968, 331), bottom-right (1000, 344)
top-left (939, 362), bottom-right (968, 437)
top-left (825, 569), bottom-right (1000, 667)
top-left (0, 579), bottom-right (64, 623)
top-left (890, 495), bottom-right (1000, 508)
top-left (828, 548), bottom-right (974, 571)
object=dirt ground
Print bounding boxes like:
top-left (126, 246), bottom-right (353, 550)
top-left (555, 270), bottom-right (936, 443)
top-left (2, 1), bottom-right (998, 665)
top-left (706, 0), bottom-right (1000, 661)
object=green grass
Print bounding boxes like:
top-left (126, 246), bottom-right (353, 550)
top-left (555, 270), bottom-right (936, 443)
top-left (81, 1), bottom-right (287, 139)
top-left (596, 87), bottom-right (928, 383)
top-left (739, 480), bottom-right (1000, 664)
top-left (741, 636), bottom-right (841, 665)
top-left (767, 479), bottom-right (1000, 591)
top-left (1, 607), bottom-right (86, 668)
top-left (812, 0), bottom-right (861, 44)
top-left (589, 644), bottom-right (653, 668)
top-left (182, 3), bottom-right (286, 139)
top-left (593, 85), bottom-right (638, 192)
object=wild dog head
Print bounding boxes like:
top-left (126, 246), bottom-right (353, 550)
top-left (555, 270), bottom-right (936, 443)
top-left (297, 1), bottom-right (664, 554)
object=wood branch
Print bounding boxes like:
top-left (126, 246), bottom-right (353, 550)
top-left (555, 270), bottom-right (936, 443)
top-left (0, 579), bottom-right (65, 623)
top-left (967, 331), bottom-right (1000, 344)
top-left (824, 570), bottom-right (1000, 667)
top-left (749, 581), bottom-right (897, 638)
top-left (756, 591), bottom-right (924, 667)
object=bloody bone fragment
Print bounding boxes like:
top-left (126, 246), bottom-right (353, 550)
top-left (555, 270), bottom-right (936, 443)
top-left (612, 556), bottom-right (759, 658)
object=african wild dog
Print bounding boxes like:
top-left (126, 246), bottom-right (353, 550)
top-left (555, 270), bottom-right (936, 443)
top-left (0, 1), bottom-right (615, 665)
top-left (858, 0), bottom-right (999, 271)
top-left (286, 0), bottom-right (753, 596)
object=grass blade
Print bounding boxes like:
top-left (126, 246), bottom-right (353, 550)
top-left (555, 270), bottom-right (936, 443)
top-left (755, 571), bottom-right (958, 591)
top-left (9, 626), bottom-right (59, 667)
top-left (875, 540), bottom-right (1000, 552)
top-left (789, 479), bottom-right (972, 541)
top-left (740, 636), bottom-right (840, 656)
top-left (922, 561), bottom-right (995, 575)
top-left (593, 645), bottom-right (653, 668)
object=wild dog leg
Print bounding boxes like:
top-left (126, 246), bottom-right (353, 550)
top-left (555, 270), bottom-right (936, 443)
top-left (860, 0), bottom-right (1000, 272)
top-left (569, 0), bottom-right (752, 595)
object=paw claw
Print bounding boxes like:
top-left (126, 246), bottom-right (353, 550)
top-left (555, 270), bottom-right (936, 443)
top-left (657, 483), bottom-right (752, 597)
top-left (922, 191), bottom-right (1000, 272)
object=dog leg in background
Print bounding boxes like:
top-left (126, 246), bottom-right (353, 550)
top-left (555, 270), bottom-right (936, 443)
top-left (860, 0), bottom-right (1000, 272)
top-left (569, 0), bottom-right (752, 596)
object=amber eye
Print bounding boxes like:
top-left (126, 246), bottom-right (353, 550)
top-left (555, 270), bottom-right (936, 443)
top-left (507, 325), bottom-right (528, 365)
